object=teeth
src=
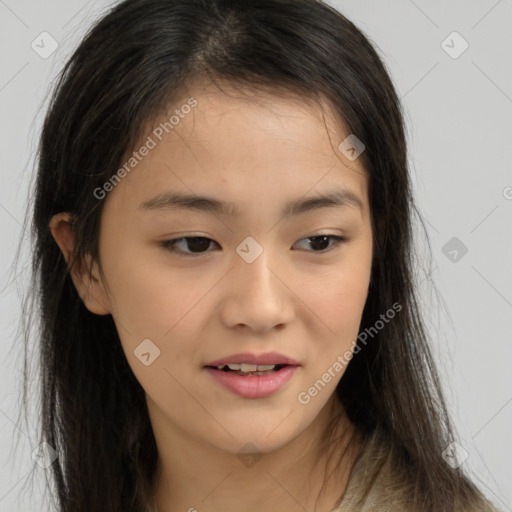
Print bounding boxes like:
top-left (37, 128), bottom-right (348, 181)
top-left (254, 364), bottom-right (276, 371)
top-left (216, 363), bottom-right (277, 372)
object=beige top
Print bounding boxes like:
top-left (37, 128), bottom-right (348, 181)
top-left (330, 431), bottom-right (406, 511)
top-left (329, 430), bottom-right (500, 512)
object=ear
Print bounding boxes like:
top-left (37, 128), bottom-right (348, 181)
top-left (49, 212), bottom-right (111, 316)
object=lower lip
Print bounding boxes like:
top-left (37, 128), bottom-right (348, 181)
top-left (204, 366), bottom-right (299, 398)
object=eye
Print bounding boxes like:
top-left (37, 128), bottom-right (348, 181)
top-left (160, 236), bottom-right (220, 256)
top-left (160, 234), bottom-right (347, 257)
top-left (293, 234), bottom-right (347, 253)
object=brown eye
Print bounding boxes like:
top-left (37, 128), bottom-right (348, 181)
top-left (161, 237), bottom-right (219, 256)
top-left (293, 235), bottom-right (346, 253)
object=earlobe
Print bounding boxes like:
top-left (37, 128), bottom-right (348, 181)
top-left (49, 212), bottom-right (111, 316)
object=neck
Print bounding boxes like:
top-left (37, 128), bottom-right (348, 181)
top-left (151, 397), bottom-right (362, 512)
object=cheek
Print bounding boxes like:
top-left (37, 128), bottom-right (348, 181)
top-left (296, 272), bottom-right (370, 409)
top-left (103, 252), bottom-right (202, 404)
top-left (100, 245), bottom-right (214, 376)
top-left (300, 255), bottom-right (371, 378)
top-left (309, 261), bottom-right (370, 334)
top-left (100, 242), bottom-right (187, 335)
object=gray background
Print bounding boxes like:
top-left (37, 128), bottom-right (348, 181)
top-left (0, 0), bottom-right (511, 510)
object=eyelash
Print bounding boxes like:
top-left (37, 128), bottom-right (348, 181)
top-left (160, 234), bottom-right (347, 257)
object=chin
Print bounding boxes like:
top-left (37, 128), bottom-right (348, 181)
top-left (207, 417), bottom-right (307, 456)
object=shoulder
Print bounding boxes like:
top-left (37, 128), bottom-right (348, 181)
top-left (332, 428), bottom-right (501, 512)
top-left (333, 428), bottom-right (409, 511)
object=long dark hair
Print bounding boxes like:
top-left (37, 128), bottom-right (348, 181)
top-left (17, 0), bottom-right (496, 510)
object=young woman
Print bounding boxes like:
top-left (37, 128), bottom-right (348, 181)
top-left (20, 0), bottom-right (500, 510)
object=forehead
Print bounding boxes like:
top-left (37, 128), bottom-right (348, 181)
top-left (163, 84), bottom-right (357, 161)
top-left (103, 84), bottom-right (369, 217)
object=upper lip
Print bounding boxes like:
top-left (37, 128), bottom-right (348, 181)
top-left (205, 352), bottom-right (300, 367)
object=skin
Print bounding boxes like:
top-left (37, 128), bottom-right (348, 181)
top-left (50, 82), bottom-right (374, 512)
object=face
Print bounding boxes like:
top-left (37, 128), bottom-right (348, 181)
top-left (79, 84), bottom-right (373, 455)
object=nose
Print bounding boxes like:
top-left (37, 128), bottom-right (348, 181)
top-left (219, 246), bottom-right (295, 333)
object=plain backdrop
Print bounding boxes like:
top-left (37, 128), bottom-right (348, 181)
top-left (0, 0), bottom-right (511, 510)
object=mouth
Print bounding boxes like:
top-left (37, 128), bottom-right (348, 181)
top-left (203, 362), bottom-right (300, 398)
top-left (205, 363), bottom-right (290, 376)
top-left (205, 351), bottom-right (300, 368)
top-left (203, 352), bottom-right (301, 398)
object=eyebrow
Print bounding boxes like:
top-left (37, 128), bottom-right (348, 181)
top-left (138, 188), bottom-right (364, 218)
